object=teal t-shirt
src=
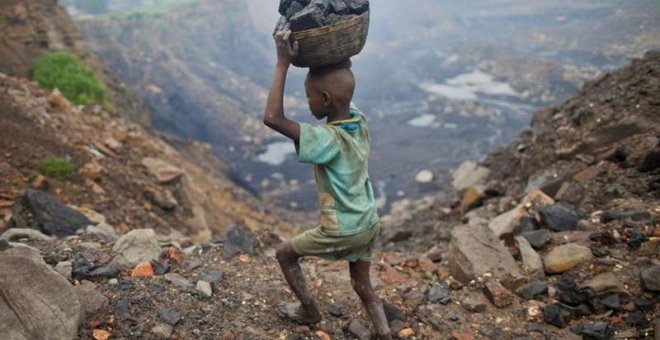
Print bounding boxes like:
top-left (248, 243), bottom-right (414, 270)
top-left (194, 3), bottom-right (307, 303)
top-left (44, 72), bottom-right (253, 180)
top-left (296, 103), bottom-right (379, 236)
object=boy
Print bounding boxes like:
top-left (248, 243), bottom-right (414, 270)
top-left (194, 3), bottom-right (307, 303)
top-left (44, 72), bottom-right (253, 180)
top-left (263, 30), bottom-right (392, 339)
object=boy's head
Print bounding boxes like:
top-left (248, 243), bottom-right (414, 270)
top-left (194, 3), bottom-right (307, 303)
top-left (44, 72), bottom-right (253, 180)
top-left (305, 60), bottom-right (355, 120)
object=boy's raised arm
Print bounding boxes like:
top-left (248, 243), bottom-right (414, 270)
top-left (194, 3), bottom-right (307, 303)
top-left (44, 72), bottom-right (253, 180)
top-left (263, 30), bottom-right (301, 142)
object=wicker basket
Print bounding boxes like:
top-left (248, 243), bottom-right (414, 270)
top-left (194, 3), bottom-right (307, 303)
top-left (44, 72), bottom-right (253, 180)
top-left (290, 11), bottom-right (370, 68)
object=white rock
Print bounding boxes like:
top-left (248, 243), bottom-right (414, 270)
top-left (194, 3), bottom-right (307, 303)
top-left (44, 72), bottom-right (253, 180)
top-left (415, 170), bottom-right (434, 183)
top-left (196, 280), bottom-right (212, 297)
top-left (452, 160), bottom-right (490, 190)
top-left (515, 236), bottom-right (544, 279)
top-left (111, 229), bottom-right (161, 270)
top-left (448, 224), bottom-right (522, 284)
top-left (86, 222), bottom-right (118, 242)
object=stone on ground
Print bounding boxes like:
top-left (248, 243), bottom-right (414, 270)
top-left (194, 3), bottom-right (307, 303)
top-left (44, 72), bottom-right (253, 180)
top-left (142, 157), bottom-right (184, 184)
top-left (224, 225), bottom-right (258, 258)
top-left (538, 203), bottom-right (579, 231)
top-left (164, 273), bottom-right (193, 288)
top-left (131, 261), bottom-right (155, 277)
top-left (111, 229), bottom-right (161, 270)
top-left (415, 170), bottom-right (434, 183)
top-left (85, 222), bottom-right (118, 243)
top-left (515, 281), bottom-right (549, 300)
top-left (55, 261), bottom-right (73, 280)
top-left (543, 303), bottom-right (576, 328)
top-left (581, 272), bottom-right (629, 298)
top-left (483, 281), bottom-right (515, 308)
top-left (427, 282), bottom-right (451, 305)
top-left (144, 185), bottom-right (178, 210)
top-left (452, 160), bottom-right (490, 190)
top-left (515, 236), bottom-right (544, 279)
top-left (520, 229), bottom-right (551, 249)
top-left (73, 280), bottom-right (109, 315)
top-left (0, 228), bottom-right (52, 242)
top-left (158, 307), bottom-right (181, 326)
top-left (196, 280), bottom-right (213, 297)
top-left (0, 246), bottom-right (83, 340)
top-left (459, 186), bottom-right (485, 215)
top-left (462, 294), bottom-right (488, 313)
top-left (348, 319), bottom-right (371, 340)
top-left (543, 243), bottom-right (593, 274)
top-left (151, 322), bottom-right (174, 339)
top-left (640, 266), bottom-right (660, 292)
top-left (448, 224), bottom-right (521, 284)
top-left (7, 189), bottom-right (92, 237)
top-left (488, 189), bottom-right (554, 240)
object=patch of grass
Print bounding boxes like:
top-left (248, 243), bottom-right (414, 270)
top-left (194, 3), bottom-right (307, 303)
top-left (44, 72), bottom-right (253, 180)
top-left (32, 51), bottom-right (108, 107)
top-left (39, 158), bottom-right (76, 179)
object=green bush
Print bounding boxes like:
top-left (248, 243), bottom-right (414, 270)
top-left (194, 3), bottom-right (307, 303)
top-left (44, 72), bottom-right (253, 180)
top-left (32, 51), bottom-right (107, 106)
top-left (39, 158), bottom-right (76, 179)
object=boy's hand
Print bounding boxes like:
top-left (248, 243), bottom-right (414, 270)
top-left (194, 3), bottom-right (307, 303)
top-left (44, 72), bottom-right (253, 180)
top-left (274, 30), bottom-right (299, 66)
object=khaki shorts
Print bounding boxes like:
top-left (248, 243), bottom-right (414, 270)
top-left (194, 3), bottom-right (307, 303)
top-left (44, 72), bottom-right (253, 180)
top-left (291, 223), bottom-right (381, 262)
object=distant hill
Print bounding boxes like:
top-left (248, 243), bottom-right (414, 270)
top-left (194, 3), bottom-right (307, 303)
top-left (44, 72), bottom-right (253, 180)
top-left (75, 0), bottom-right (278, 150)
top-left (0, 0), bottom-right (149, 125)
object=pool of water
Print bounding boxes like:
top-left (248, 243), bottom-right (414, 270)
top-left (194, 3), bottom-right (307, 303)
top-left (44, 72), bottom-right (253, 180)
top-left (255, 141), bottom-right (296, 166)
top-left (419, 70), bottom-right (520, 101)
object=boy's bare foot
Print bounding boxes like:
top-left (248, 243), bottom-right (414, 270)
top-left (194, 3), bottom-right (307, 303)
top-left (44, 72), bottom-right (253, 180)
top-left (277, 302), bottom-right (322, 325)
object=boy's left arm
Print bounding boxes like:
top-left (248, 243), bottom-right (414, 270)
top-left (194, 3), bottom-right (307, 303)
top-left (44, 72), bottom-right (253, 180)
top-left (263, 30), bottom-right (301, 142)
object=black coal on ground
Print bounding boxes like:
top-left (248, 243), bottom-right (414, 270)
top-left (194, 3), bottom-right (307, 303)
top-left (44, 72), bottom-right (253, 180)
top-left (275, 0), bottom-right (369, 33)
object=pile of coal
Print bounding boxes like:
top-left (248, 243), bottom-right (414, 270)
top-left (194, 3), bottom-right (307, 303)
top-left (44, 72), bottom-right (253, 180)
top-left (274, 0), bottom-right (369, 33)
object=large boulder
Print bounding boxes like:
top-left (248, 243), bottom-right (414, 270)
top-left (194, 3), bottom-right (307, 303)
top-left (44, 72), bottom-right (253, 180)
top-left (111, 229), bottom-right (161, 270)
top-left (448, 224), bottom-right (522, 284)
top-left (7, 189), bottom-right (92, 237)
top-left (0, 246), bottom-right (84, 340)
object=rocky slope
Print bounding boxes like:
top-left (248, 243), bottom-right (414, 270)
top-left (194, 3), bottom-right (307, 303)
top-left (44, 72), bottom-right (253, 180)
top-left (0, 0), bottom-right (149, 125)
top-left (1, 50), bottom-right (657, 340)
top-left (0, 73), bottom-right (300, 244)
top-left (377, 51), bottom-right (660, 338)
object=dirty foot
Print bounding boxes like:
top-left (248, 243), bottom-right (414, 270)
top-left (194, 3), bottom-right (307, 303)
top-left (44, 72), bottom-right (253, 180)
top-left (277, 302), bottom-right (322, 325)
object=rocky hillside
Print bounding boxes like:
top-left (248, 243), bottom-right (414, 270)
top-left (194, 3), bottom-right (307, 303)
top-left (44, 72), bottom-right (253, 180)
top-left (74, 0), bottom-right (278, 149)
top-left (0, 73), bottom-right (300, 244)
top-left (1, 51), bottom-right (657, 340)
top-left (0, 0), bottom-right (149, 125)
top-left (377, 51), bottom-right (660, 338)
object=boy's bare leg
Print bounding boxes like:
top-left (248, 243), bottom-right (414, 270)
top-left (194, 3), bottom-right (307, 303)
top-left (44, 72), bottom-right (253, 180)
top-left (275, 242), bottom-right (322, 324)
top-left (349, 261), bottom-right (392, 340)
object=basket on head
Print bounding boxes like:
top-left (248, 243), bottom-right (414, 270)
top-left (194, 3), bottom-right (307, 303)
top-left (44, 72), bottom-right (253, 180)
top-left (290, 11), bottom-right (370, 69)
